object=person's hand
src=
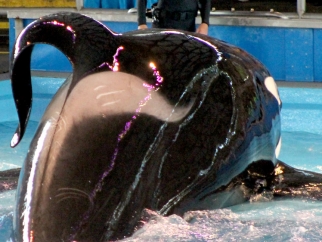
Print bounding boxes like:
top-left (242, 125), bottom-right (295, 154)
top-left (196, 23), bottom-right (208, 35)
top-left (138, 24), bottom-right (148, 30)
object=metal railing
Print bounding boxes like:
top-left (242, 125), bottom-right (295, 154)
top-left (297, 0), bottom-right (306, 18)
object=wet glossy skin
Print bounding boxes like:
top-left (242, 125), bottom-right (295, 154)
top-left (11, 12), bottom-right (281, 241)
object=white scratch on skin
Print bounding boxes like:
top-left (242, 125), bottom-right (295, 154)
top-left (96, 90), bottom-right (125, 99)
top-left (102, 100), bottom-right (121, 107)
top-left (55, 188), bottom-right (93, 205)
top-left (54, 141), bottom-right (63, 150)
top-left (73, 71), bottom-right (193, 122)
top-left (56, 115), bottom-right (67, 133)
top-left (94, 85), bottom-right (106, 91)
top-left (299, 170), bottom-right (314, 177)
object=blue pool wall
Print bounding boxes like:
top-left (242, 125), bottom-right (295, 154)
top-left (8, 17), bottom-right (322, 82)
top-left (0, 81), bottom-right (17, 122)
top-left (83, 0), bottom-right (156, 9)
top-left (0, 78), bottom-right (65, 123)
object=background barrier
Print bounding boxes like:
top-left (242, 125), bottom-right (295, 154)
top-left (3, 0), bottom-right (322, 82)
top-left (0, 0), bottom-right (75, 7)
top-left (83, 0), bottom-right (156, 9)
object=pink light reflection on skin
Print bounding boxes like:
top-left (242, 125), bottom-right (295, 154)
top-left (98, 46), bottom-right (124, 72)
top-left (66, 25), bottom-right (76, 41)
top-left (14, 19), bottom-right (76, 60)
top-left (93, 60), bottom-right (163, 195)
top-left (49, 20), bottom-right (65, 27)
top-left (111, 46), bottom-right (124, 72)
top-left (72, 60), bottom-right (165, 239)
top-left (69, 46), bottom-right (126, 238)
top-left (150, 62), bottom-right (164, 87)
top-left (43, 20), bottom-right (76, 42)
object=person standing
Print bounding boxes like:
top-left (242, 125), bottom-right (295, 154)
top-left (137, 0), bottom-right (210, 35)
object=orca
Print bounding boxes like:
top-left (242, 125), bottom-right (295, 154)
top-left (1, 12), bottom-right (321, 241)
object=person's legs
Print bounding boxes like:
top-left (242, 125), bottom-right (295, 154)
top-left (152, 16), bottom-right (196, 32)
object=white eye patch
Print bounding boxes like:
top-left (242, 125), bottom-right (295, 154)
top-left (264, 76), bottom-right (281, 106)
top-left (275, 137), bottom-right (282, 158)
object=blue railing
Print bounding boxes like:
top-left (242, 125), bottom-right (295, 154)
top-left (83, 0), bottom-right (156, 9)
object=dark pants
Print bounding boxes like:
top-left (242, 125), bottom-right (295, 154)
top-left (152, 9), bottom-right (196, 32)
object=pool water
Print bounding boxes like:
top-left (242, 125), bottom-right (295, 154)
top-left (0, 80), bottom-right (322, 241)
top-left (278, 87), bottom-right (322, 174)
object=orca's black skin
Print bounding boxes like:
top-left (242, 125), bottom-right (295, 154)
top-left (4, 12), bottom-right (321, 241)
top-left (3, 161), bottom-right (322, 199)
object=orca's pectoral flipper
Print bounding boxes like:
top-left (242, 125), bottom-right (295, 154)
top-left (11, 12), bottom-right (118, 147)
top-left (273, 161), bottom-right (322, 200)
top-left (0, 168), bottom-right (21, 193)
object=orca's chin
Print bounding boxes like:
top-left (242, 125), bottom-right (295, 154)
top-left (66, 71), bottom-right (194, 124)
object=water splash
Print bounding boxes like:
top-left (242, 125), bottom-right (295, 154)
top-left (121, 199), bottom-right (322, 242)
